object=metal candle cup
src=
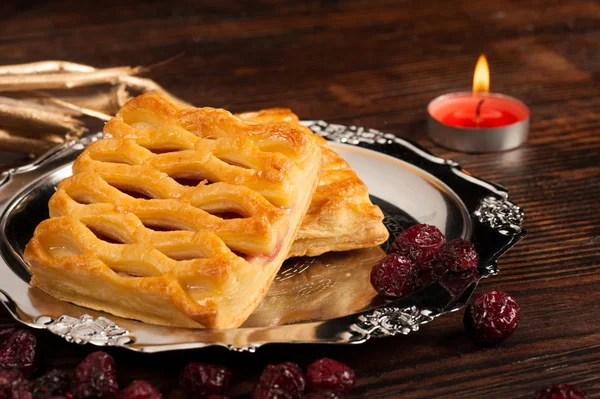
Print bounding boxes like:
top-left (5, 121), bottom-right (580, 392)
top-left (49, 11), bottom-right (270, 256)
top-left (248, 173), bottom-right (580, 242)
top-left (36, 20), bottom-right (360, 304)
top-left (427, 92), bottom-right (530, 153)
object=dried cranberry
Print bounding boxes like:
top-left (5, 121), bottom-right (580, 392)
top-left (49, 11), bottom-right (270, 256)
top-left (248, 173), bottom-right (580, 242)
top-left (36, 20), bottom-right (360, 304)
top-left (417, 259), bottom-right (447, 288)
top-left (535, 384), bottom-right (588, 399)
top-left (464, 291), bottom-right (520, 346)
top-left (0, 368), bottom-right (32, 399)
top-left (436, 238), bottom-right (479, 272)
top-left (0, 330), bottom-right (38, 377)
top-left (253, 362), bottom-right (305, 399)
top-left (180, 363), bottom-right (230, 398)
top-left (390, 224), bottom-right (445, 265)
top-left (205, 396), bottom-right (229, 399)
top-left (306, 358), bottom-right (355, 394)
top-left (303, 392), bottom-right (342, 399)
top-left (0, 330), bottom-right (15, 346)
top-left (117, 381), bottom-right (161, 399)
top-left (73, 351), bottom-right (118, 399)
top-left (370, 254), bottom-right (417, 297)
top-left (439, 269), bottom-right (479, 296)
top-left (31, 369), bottom-right (73, 398)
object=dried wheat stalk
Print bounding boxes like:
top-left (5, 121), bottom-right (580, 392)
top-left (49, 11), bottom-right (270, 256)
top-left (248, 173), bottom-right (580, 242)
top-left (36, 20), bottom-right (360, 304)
top-left (0, 60), bottom-right (96, 75)
top-left (0, 129), bottom-right (55, 155)
top-left (0, 59), bottom-right (188, 164)
top-left (14, 85), bottom-right (131, 115)
top-left (0, 96), bottom-right (85, 135)
top-left (0, 66), bottom-right (142, 92)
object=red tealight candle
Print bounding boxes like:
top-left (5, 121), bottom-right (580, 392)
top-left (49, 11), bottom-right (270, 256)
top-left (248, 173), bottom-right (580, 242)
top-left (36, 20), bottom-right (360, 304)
top-left (435, 94), bottom-right (524, 128)
top-left (427, 55), bottom-right (530, 152)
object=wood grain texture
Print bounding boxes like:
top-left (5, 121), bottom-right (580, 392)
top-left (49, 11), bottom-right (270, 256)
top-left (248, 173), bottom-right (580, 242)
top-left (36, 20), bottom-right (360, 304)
top-left (0, 0), bottom-right (599, 397)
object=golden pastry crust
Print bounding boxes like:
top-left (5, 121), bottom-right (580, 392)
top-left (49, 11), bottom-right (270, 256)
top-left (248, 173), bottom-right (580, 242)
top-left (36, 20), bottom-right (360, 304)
top-left (237, 109), bottom-right (389, 258)
top-left (24, 92), bottom-right (322, 329)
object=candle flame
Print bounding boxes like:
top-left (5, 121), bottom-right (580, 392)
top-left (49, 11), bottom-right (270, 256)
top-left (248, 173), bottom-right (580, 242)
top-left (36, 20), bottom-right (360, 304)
top-left (472, 54), bottom-right (490, 94)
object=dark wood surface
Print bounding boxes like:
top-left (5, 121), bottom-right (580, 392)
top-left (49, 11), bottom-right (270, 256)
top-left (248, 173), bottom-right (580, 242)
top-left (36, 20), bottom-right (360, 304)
top-left (1, 0), bottom-right (599, 397)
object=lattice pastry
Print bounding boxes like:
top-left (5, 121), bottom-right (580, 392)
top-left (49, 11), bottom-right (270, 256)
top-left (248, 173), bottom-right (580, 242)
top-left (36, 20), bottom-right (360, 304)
top-left (237, 109), bottom-right (389, 257)
top-left (24, 93), bottom-right (323, 328)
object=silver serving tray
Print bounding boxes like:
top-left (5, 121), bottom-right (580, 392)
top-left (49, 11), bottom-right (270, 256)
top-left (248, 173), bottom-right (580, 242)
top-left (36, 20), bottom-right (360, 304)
top-left (0, 121), bottom-right (525, 353)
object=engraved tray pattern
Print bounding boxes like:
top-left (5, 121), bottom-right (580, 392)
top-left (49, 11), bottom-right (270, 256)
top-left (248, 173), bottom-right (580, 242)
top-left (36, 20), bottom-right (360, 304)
top-left (0, 121), bottom-right (525, 353)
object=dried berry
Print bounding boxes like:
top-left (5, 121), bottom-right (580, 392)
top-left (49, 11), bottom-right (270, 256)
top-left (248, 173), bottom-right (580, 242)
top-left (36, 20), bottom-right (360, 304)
top-left (180, 363), bottom-right (230, 398)
top-left (0, 330), bottom-right (38, 377)
top-left (417, 258), bottom-right (447, 288)
top-left (390, 224), bottom-right (445, 264)
top-left (0, 329), bottom-right (15, 346)
top-left (73, 351), bottom-right (118, 399)
top-left (0, 368), bottom-right (32, 399)
top-left (306, 358), bottom-right (355, 394)
top-left (117, 381), bottom-right (162, 399)
top-left (535, 384), bottom-right (588, 399)
top-left (436, 238), bottom-right (479, 272)
top-left (370, 254), bottom-right (417, 297)
top-left (253, 362), bottom-right (305, 399)
top-left (464, 291), bottom-right (520, 346)
top-left (205, 396), bottom-right (229, 399)
top-left (439, 269), bottom-right (479, 296)
top-left (31, 369), bottom-right (72, 398)
top-left (303, 392), bottom-right (342, 399)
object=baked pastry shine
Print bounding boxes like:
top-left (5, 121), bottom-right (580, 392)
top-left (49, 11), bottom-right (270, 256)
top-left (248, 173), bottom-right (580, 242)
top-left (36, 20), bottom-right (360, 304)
top-left (24, 93), bottom-right (323, 329)
top-left (237, 109), bottom-right (389, 258)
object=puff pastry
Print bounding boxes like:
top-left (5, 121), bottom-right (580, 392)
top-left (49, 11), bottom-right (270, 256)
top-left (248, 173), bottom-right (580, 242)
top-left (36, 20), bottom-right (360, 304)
top-left (237, 109), bottom-right (389, 258)
top-left (24, 92), bottom-right (323, 329)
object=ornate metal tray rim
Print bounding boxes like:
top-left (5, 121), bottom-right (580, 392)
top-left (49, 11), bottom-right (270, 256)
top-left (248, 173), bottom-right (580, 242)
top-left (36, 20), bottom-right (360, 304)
top-left (0, 120), bottom-right (525, 353)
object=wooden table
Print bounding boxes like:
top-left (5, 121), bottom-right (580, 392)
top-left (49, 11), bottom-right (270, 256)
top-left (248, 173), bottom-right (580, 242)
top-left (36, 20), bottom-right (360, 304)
top-left (1, 1), bottom-right (599, 397)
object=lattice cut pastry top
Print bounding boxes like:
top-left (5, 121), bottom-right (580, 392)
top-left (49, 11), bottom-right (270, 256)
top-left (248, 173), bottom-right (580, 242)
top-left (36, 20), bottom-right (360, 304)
top-left (24, 92), bottom-right (323, 328)
top-left (237, 108), bottom-right (389, 258)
